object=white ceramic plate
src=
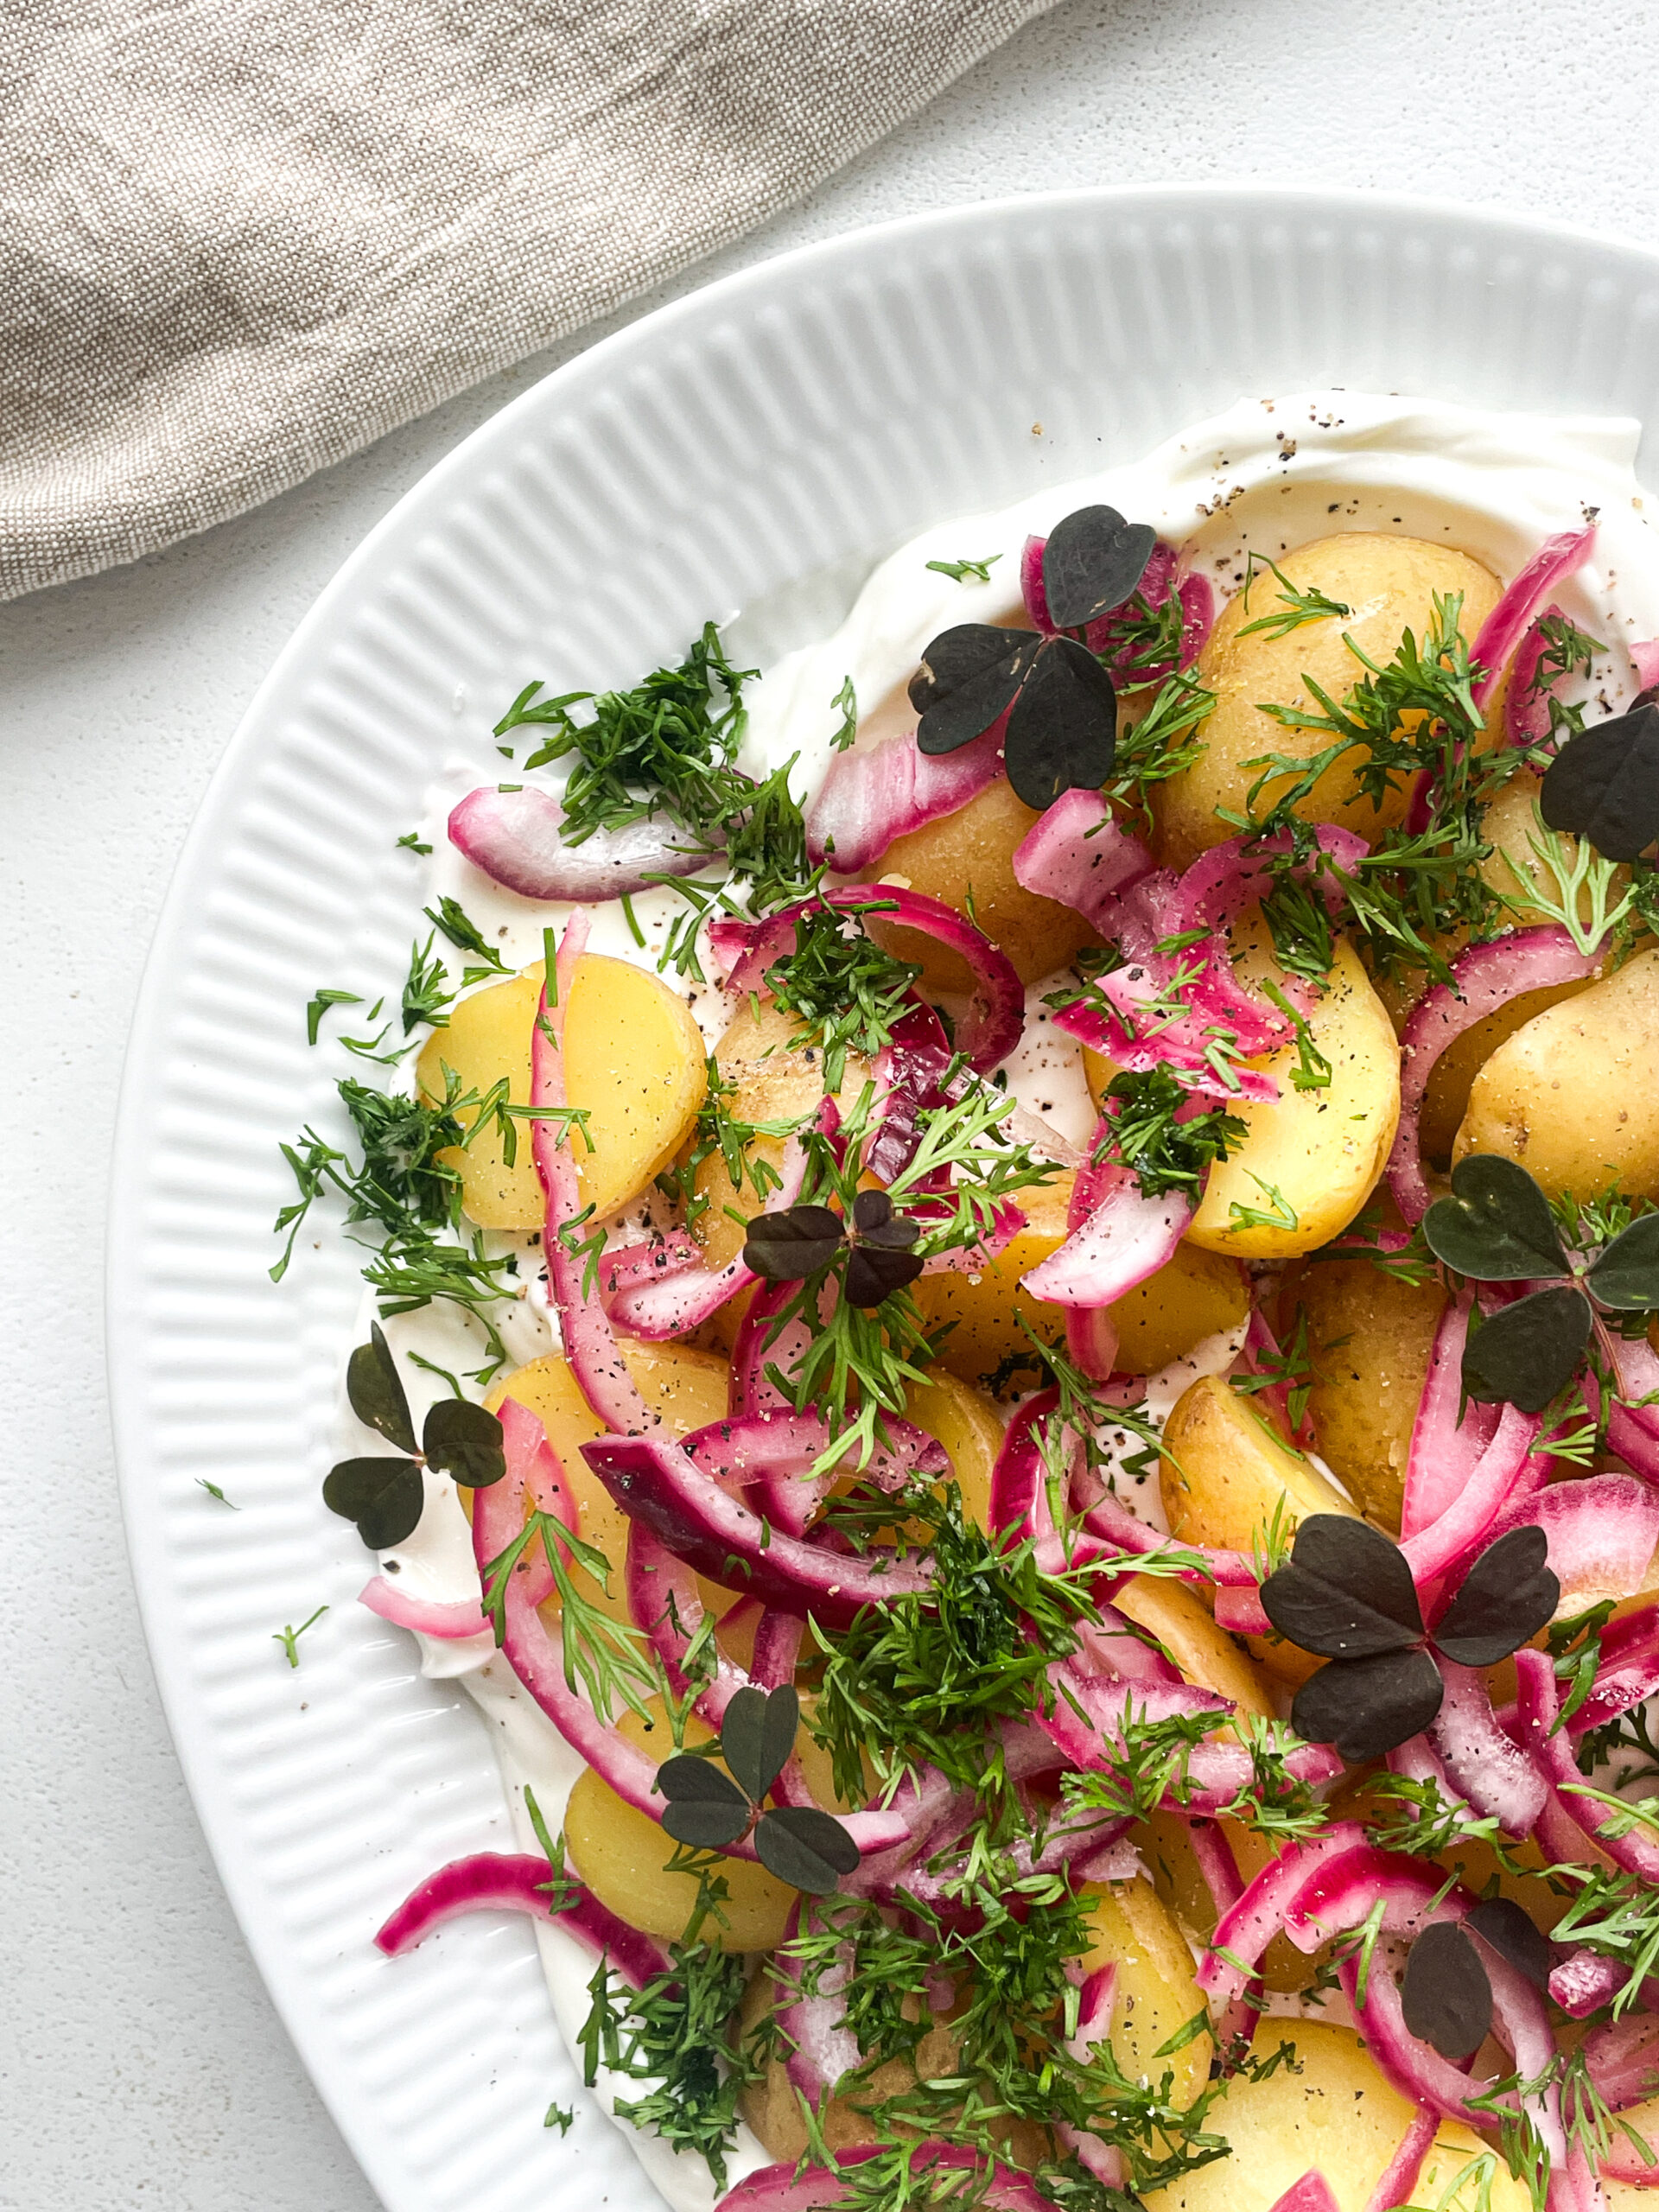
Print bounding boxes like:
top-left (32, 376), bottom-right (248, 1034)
top-left (108, 187), bottom-right (1659, 2212)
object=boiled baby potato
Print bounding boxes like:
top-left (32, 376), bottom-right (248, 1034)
top-left (902, 1370), bottom-right (1006, 1532)
top-left (1186, 927), bottom-right (1400, 1260)
top-left (563, 1700), bottom-right (796, 1948)
top-left (1453, 948), bottom-right (1659, 1201)
top-left (563, 952), bottom-right (708, 1219)
top-left (912, 1176), bottom-right (1246, 1387)
top-left (911, 1171), bottom-right (1073, 1384)
top-left (484, 1339), bottom-right (728, 1622)
top-left (690, 998), bottom-right (868, 1273)
top-left (1111, 1573), bottom-right (1276, 1720)
top-left (1160, 1374), bottom-right (1358, 1683)
top-left (416, 965), bottom-right (544, 1228)
top-left (1078, 1878), bottom-right (1213, 2109)
top-left (417, 953), bottom-right (706, 1230)
top-left (864, 777), bottom-right (1096, 988)
top-left (1156, 533), bottom-right (1502, 870)
top-left (1136, 1808), bottom-right (1317, 1993)
top-left (1141, 2020), bottom-right (1530, 2212)
top-left (1289, 1259), bottom-right (1447, 1533)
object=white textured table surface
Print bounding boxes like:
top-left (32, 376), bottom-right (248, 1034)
top-left (8, 2), bottom-right (1659, 2204)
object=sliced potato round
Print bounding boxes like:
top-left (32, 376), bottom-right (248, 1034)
top-left (563, 1700), bottom-right (795, 1948)
top-left (416, 965), bottom-right (544, 1229)
top-left (1141, 2020), bottom-right (1530, 2212)
top-left (563, 951), bottom-right (708, 1219)
top-left (482, 1340), bottom-right (728, 1622)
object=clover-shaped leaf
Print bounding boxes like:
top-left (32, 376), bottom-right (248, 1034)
top-left (743, 1205), bottom-right (846, 1283)
top-left (1465, 1897), bottom-right (1552, 1993)
top-left (720, 1685), bottom-right (801, 1806)
top-left (1586, 1212), bottom-right (1659, 1311)
top-left (1432, 1525), bottom-right (1559, 1668)
top-left (423, 1397), bottom-right (507, 1487)
top-left (1260, 1516), bottom-right (1423, 1660)
top-left (910, 626), bottom-right (1040, 753)
top-left (1461, 1285), bottom-right (1592, 1413)
top-left (754, 1805), bottom-right (861, 1894)
top-left (843, 1194), bottom-right (925, 1307)
top-left (347, 1323), bottom-right (416, 1453)
top-left (1422, 1155), bottom-right (1569, 1282)
top-left (657, 1757), bottom-right (753, 1851)
top-left (327, 1332), bottom-right (505, 1550)
top-left (322, 1456), bottom-right (427, 1550)
top-left (1042, 505), bottom-right (1158, 632)
top-left (651, 1685), bottom-right (857, 1894)
top-left (1290, 1644), bottom-right (1445, 1764)
top-left (1540, 700), bottom-right (1659, 862)
top-left (1402, 1922), bottom-right (1492, 2061)
top-left (1000, 638), bottom-right (1120, 810)
top-left (1276, 1518), bottom-right (1558, 1763)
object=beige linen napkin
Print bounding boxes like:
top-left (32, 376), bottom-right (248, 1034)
top-left (1, 0), bottom-right (1053, 601)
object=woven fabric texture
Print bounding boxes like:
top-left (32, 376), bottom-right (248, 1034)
top-left (1, 0), bottom-right (1052, 600)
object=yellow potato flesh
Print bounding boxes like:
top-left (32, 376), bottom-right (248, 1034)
top-left (902, 1370), bottom-right (1006, 1532)
top-left (1288, 1256), bottom-right (1447, 1533)
top-left (1186, 928), bottom-right (1401, 1260)
top-left (910, 1171), bottom-right (1073, 1385)
top-left (690, 998), bottom-right (866, 1273)
top-left (1135, 1808), bottom-right (1318, 1993)
top-left (563, 1700), bottom-right (796, 1948)
top-left (1110, 1573), bottom-right (1275, 1719)
top-left (1078, 1878), bottom-right (1212, 2110)
top-left (562, 951), bottom-right (708, 1220)
top-left (416, 952), bottom-right (707, 1230)
top-left (1160, 1373), bottom-right (1358, 1682)
top-left (416, 966), bottom-right (544, 1229)
top-left (1141, 2021), bottom-right (1530, 2212)
top-left (865, 776), bottom-right (1096, 988)
top-left (1454, 948), bottom-right (1659, 1203)
top-left (483, 1339), bottom-right (728, 1623)
top-left (1156, 533), bottom-right (1502, 871)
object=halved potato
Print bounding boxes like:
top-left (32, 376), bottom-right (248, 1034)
top-left (1136, 1808), bottom-right (1319, 1993)
top-left (1454, 948), bottom-right (1659, 1202)
top-left (903, 1370), bottom-right (1007, 1532)
top-left (1288, 1255), bottom-right (1447, 1533)
top-left (1185, 925), bottom-right (1401, 1260)
top-left (1160, 1374), bottom-right (1359, 1683)
top-left (865, 777), bottom-right (1096, 988)
top-left (1155, 533), bottom-right (1502, 870)
top-left (1111, 1573), bottom-right (1276, 1719)
top-left (910, 1172), bottom-right (1073, 1385)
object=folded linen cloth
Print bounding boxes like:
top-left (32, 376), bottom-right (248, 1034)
top-left (1, 0), bottom-right (1052, 601)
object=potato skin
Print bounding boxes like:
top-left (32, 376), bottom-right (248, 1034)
top-left (1289, 1257), bottom-right (1447, 1533)
top-left (864, 777), bottom-right (1096, 988)
top-left (1156, 532), bottom-right (1501, 871)
top-left (1454, 948), bottom-right (1659, 1201)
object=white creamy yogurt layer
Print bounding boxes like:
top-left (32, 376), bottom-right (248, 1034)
top-left (358, 391), bottom-right (1659, 2211)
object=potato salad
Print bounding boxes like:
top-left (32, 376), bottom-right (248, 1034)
top-left (284, 393), bottom-right (1659, 2212)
